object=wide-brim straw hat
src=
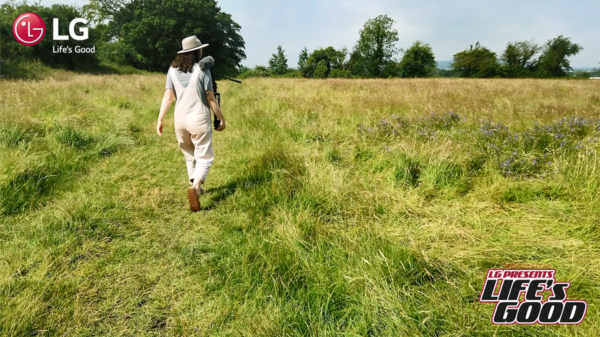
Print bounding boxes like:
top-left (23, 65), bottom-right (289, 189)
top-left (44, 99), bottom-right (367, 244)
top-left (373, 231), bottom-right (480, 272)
top-left (178, 36), bottom-right (209, 54)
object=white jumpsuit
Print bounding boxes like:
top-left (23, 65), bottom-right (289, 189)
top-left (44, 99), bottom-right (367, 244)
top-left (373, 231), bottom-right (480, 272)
top-left (168, 64), bottom-right (214, 184)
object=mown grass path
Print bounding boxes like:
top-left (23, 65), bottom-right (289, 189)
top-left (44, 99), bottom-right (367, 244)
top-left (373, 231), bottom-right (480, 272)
top-left (1, 75), bottom-right (599, 336)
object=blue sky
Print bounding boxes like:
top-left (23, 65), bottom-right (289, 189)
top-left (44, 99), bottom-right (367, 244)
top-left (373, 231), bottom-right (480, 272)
top-left (41, 0), bottom-right (600, 68)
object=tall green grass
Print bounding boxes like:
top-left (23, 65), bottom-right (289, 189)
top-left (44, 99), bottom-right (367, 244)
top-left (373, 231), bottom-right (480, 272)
top-left (0, 75), bottom-right (599, 336)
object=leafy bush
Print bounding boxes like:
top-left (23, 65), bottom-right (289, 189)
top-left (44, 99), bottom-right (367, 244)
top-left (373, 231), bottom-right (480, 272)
top-left (254, 66), bottom-right (270, 76)
top-left (314, 60), bottom-right (328, 79)
top-left (278, 70), bottom-right (303, 78)
top-left (238, 66), bottom-right (271, 78)
top-left (399, 41), bottom-right (437, 78)
top-left (329, 69), bottom-right (352, 78)
top-left (96, 41), bottom-right (138, 66)
top-left (0, 59), bottom-right (57, 80)
top-left (452, 42), bottom-right (498, 78)
top-left (302, 47), bottom-right (348, 78)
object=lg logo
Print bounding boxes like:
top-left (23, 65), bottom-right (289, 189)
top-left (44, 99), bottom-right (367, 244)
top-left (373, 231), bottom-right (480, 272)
top-left (13, 12), bottom-right (89, 46)
top-left (13, 13), bottom-right (45, 46)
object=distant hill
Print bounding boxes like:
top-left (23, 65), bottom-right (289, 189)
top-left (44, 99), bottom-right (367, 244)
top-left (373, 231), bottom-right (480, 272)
top-left (436, 60), bottom-right (453, 70)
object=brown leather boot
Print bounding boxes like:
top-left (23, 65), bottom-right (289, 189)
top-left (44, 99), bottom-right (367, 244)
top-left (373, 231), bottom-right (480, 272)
top-left (187, 187), bottom-right (200, 212)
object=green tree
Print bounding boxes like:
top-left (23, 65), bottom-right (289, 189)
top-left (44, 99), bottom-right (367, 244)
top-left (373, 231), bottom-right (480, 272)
top-left (298, 47), bottom-right (309, 72)
top-left (398, 41), bottom-right (436, 78)
top-left (91, 0), bottom-right (245, 74)
top-left (347, 50), bottom-right (367, 77)
top-left (351, 15), bottom-right (400, 77)
top-left (302, 47), bottom-right (346, 78)
top-left (325, 47), bottom-right (348, 70)
top-left (536, 36), bottom-right (583, 77)
top-left (451, 42), bottom-right (498, 78)
top-left (499, 40), bottom-right (540, 77)
top-left (253, 65), bottom-right (270, 77)
top-left (303, 49), bottom-right (328, 77)
top-left (314, 60), bottom-right (328, 79)
top-left (268, 45), bottom-right (288, 75)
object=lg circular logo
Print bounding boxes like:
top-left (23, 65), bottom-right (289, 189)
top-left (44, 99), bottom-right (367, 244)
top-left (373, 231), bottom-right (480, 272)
top-left (13, 12), bottom-right (46, 46)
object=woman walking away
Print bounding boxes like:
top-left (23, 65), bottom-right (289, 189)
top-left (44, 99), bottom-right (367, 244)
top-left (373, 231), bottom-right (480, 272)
top-left (156, 36), bottom-right (226, 212)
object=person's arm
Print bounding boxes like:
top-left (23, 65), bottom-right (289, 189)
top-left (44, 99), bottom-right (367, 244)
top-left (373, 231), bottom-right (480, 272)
top-left (157, 89), bottom-right (175, 137)
top-left (206, 90), bottom-right (226, 131)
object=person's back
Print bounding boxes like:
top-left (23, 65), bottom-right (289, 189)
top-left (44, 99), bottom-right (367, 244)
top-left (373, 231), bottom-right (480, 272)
top-left (166, 56), bottom-right (215, 107)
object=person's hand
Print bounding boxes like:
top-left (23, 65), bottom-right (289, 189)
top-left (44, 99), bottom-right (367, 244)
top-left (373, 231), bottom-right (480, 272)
top-left (216, 119), bottom-right (226, 131)
top-left (156, 119), bottom-right (163, 137)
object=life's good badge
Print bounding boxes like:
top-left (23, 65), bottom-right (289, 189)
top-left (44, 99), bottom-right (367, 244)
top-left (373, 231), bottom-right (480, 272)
top-left (480, 269), bottom-right (587, 325)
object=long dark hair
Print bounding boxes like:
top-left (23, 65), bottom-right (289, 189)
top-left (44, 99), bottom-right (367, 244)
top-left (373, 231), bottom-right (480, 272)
top-left (171, 49), bottom-right (202, 73)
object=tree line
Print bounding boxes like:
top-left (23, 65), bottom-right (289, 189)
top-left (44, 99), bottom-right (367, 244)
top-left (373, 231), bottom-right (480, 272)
top-left (1, 2), bottom-right (591, 79)
top-left (245, 15), bottom-right (588, 79)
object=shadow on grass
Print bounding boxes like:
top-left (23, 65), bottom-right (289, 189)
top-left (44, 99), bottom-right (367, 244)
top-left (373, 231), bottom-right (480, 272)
top-left (201, 146), bottom-right (306, 211)
top-left (0, 125), bottom-right (132, 216)
top-left (202, 182), bottom-right (239, 211)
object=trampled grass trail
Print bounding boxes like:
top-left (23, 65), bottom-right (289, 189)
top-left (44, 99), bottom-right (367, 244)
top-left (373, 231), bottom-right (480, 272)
top-left (0, 74), bottom-right (599, 336)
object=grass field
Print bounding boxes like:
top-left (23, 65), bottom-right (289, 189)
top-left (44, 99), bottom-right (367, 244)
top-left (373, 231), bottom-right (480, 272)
top-left (1, 73), bottom-right (599, 336)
